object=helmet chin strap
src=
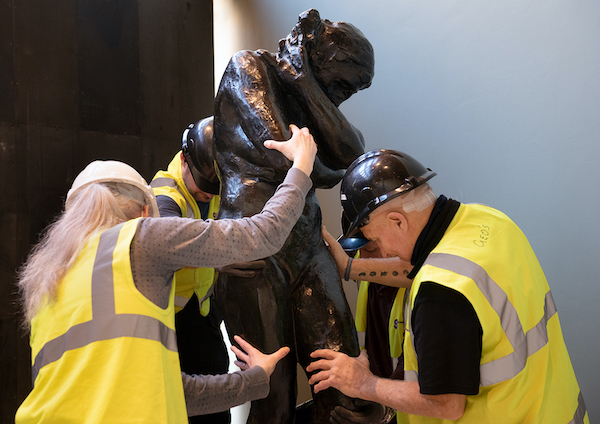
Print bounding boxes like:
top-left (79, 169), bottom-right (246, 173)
top-left (400, 185), bottom-right (437, 213)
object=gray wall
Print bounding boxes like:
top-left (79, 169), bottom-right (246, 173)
top-left (216, 0), bottom-right (600, 419)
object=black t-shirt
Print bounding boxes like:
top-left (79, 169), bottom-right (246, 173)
top-left (155, 194), bottom-right (210, 219)
top-left (412, 282), bottom-right (482, 395)
top-left (409, 196), bottom-right (483, 395)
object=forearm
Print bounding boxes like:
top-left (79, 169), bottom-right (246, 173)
top-left (361, 378), bottom-right (466, 420)
top-left (348, 257), bottom-right (413, 288)
top-left (134, 167), bottom-right (312, 273)
top-left (182, 367), bottom-right (269, 416)
top-left (191, 167), bottom-right (311, 267)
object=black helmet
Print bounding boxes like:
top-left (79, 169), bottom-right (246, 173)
top-left (338, 211), bottom-right (370, 253)
top-left (181, 117), bottom-right (220, 195)
top-left (339, 149), bottom-right (436, 245)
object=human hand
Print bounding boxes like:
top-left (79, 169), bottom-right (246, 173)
top-left (264, 124), bottom-right (317, 177)
top-left (307, 349), bottom-right (374, 398)
top-left (322, 226), bottom-right (351, 278)
top-left (230, 335), bottom-right (290, 381)
top-left (216, 260), bottom-right (266, 278)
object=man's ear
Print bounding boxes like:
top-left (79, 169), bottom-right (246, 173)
top-left (386, 211), bottom-right (408, 234)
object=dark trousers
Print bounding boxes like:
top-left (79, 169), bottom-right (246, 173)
top-left (176, 293), bottom-right (231, 424)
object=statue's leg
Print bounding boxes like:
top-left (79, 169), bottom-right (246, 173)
top-left (293, 250), bottom-right (361, 423)
top-left (215, 256), bottom-right (296, 424)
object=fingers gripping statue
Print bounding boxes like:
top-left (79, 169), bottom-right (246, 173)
top-left (213, 9), bottom-right (375, 423)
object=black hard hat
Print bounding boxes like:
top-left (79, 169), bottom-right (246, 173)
top-left (181, 117), bottom-right (220, 195)
top-left (338, 211), bottom-right (370, 253)
top-left (339, 149), bottom-right (436, 245)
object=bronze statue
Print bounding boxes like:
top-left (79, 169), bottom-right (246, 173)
top-left (213, 9), bottom-right (375, 423)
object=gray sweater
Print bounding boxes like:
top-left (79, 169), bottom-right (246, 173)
top-left (129, 167), bottom-right (312, 415)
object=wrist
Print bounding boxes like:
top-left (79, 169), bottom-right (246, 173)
top-left (357, 373), bottom-right (379, 403)
top-left (292, 159), bottom-right (313, 177)
top-left (344, 257), bottom-right (354, 281)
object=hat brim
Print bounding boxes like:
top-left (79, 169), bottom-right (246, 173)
top-left (338, 233), bottom-right (370, 253)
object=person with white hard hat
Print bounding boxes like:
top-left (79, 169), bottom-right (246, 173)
top-left (14, 125), bottom-right (316, 424)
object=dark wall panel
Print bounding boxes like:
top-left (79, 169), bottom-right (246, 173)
top-left (13, 0), bottom-right (78, 128)
top-left (76, 131), bottom-right (144, 178)
top-left (178, 0), bottom-right (215, 122)
top-left (0, 122), bottom-right (24, 420)
top-left (0, 0), bottom-right (15, 121)
top-left (23, 126), bottom-right (78, 232)
top-left (139, 0), bottom-right (215, 141)
top-left (78, 0), bottom-right (140, 135)
top-left (0, 0), bottom-right (214, 421)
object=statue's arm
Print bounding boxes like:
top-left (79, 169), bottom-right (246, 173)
top-left (217, 51), bottom-right (290, 143)
top-left (262, 49), bottom-right (365, 170)
top-left (292, 80), bottom-right (365, 170)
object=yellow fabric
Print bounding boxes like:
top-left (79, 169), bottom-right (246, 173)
top-left (355, 280), bottom-right (368, 333)
top-left (388, 287), bottom-right (406, 358)
top-left (403, 203), bottom-right (587, 424)
top-left (355, 279), bottom-right (406, 358)
top-left (16, 219), bottom-right (186, 424)
top-left (152, 152), bottom-right (219, 315)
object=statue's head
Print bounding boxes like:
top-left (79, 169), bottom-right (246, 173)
top-left (281, 9), bottom-right (375, 107)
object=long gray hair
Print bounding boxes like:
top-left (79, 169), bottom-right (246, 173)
top-left (17, 182), bottom-right (146, 328)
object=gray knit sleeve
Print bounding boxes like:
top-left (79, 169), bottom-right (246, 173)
top-left (182, 366), bottom-right (269, 416)
top-left (134, 167), bottom-right (312, 274)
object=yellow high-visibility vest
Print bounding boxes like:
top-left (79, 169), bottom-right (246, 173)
top-left (404, 203), bottom-right (588, 423)
top-left (151, 152), bottom-right (219, 316)
top-left (16, 219), bottom-right (186, 424)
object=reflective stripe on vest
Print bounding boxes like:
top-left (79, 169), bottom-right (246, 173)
top-left (403, 203), bottom-right (588, 423)
top-left (404, 252), bottom-right (588, 423)
top-left (31, 224), bottom-right (177, 383)
top-left (174, 295), bottom-right (190, 309)
top-left (151, 177), bottom-right (194, 218)
top-left (197, 284), bottom-right (214, 308)
top-left (570, 391), bottom-right (588, 424)
top-left (406, 252), bottom-right (556, 386)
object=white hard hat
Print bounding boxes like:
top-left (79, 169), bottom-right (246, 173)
top-left (66, 160), bottom-right (159, 217)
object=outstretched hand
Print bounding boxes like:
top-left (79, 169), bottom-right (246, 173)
top-left (264, 124), bottom-right (317, 177)
top-left (231, 335), bottom-right (290, 381)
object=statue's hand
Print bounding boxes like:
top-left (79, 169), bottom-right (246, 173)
top-left (267, 32), bottom-right (317, 90)
top-left (216, 260), bottom-right (266, 278)
top-left (262, 49), bottom-right (308, 86)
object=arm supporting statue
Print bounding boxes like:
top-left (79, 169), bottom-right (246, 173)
top-left (306, 350), bottom-right (466, 420)
top-left (322, 226), bottom-right (413, 288)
